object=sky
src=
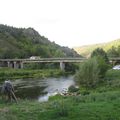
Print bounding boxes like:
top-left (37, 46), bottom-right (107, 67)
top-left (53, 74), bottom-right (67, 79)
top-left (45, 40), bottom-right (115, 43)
top-left (0, 0), bottom-right (120, 48)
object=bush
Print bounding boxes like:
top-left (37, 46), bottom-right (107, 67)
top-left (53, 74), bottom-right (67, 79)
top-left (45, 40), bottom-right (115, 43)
top-left (75, 57), bottom-right (100, 88)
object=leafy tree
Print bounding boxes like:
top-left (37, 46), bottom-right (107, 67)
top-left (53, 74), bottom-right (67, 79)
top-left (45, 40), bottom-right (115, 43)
top-left (75, 56), bottom-right (109, 88)
top-left (91, 48), bottom-right (109, 63)
top-left (117, 46), bottom-right (120, 56)
top-left (95, 56), bottom-right (109, 78)
top-left (107, 46), bottom-right (118, 57)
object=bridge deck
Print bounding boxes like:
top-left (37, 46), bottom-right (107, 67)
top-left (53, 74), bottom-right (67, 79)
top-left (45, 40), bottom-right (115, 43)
top-left (0, 57), bottom-right (120, 63)
top-left (0, 58), bottom-right (86, 63)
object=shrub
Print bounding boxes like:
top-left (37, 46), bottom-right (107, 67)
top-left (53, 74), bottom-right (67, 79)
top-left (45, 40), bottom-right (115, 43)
top-left (75, 57), bottom-right (100, 88)
top-left (68, 85), bottom-right (79, 93)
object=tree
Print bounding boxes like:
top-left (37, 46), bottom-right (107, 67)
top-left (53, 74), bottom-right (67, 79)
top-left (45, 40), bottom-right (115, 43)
top-left (95, 56), bottom-right (109, 78)
top-left (107, 46), bottom-right (118, 57)
top-left (91, 48), bottom-right (109, 63)
top-left (75, 56), bottom-right (109, 88)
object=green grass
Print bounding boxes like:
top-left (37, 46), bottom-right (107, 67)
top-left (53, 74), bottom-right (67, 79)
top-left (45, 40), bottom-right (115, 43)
top-left (0, 91), bottom-right (120, 120)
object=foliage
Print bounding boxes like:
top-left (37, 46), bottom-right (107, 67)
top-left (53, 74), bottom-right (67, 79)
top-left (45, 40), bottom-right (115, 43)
top-left (75, 57), bottom-right (100, 88)
top-left (75, 55), bottom-right (109, 88)
top-left (24, 63), bottom-right (60, 69)
top-left (105, 69), bottom-right (120, 80)
top-left (24, 62), bottom-right (79, 73)
top-left (91, 48), bottom-right (109, 63)
top-left (54, 100), bottom-right (69, 117)
top-left (64, 63), bottom-right (79, 73)
top-left (90, 48), bottom-right (110, 78)
top-left (0, 68), bottom-right (68, 81)
top-left (68, 85), bottom-right (79, 93)
top-left (0, 24), bottom-right (80, 59)
top-left (94, 56), bottom-right (109, 78)
top-left (107, 45), bottom-right (120, 57)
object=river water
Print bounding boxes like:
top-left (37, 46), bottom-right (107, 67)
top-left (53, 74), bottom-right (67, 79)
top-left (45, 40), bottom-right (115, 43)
top-left (0, 76), bottom-right (75, 102)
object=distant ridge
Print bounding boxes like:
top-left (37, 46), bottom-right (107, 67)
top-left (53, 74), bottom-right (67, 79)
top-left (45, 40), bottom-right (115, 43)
top-left (73, 39), bottom-right (120, 57)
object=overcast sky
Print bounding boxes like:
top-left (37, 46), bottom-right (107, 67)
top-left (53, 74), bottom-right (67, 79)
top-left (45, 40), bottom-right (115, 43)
top-left (0, 0), bottom-right (120, 47)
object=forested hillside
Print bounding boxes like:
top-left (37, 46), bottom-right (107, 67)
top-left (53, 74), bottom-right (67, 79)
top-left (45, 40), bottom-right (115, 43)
top-left (0, 24), bottom-right (80, 58)
top-left (74, 39), bottom-right (120, 57)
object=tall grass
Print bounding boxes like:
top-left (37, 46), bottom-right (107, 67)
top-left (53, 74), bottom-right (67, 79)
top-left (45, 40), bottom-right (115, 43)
top-left (1, 90), bottom-right (120, 120)
top-left (53, 100), bottom-right (69, 117)
top-left (72, 91), bottom-right (120, 103)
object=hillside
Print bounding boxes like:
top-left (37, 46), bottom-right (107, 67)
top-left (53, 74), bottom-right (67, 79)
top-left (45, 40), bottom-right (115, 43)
top-left (0, 24), bottom-right (80, 58)
top-left (73, 39), bottom-right (120, 57)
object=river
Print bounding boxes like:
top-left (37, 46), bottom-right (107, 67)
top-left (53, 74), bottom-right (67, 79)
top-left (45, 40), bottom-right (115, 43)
top-left (0, 76), bottom-right (75, 102)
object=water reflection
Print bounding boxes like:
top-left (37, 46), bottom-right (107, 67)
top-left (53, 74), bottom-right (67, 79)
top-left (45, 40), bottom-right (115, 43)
top-left (0, 76), bottom-right (75, 102)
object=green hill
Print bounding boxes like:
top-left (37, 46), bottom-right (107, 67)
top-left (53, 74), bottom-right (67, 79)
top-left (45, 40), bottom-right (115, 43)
top-left (73, 39), bottom-right (120, 57)
top-left (0, 24), bottom-right (80, 58)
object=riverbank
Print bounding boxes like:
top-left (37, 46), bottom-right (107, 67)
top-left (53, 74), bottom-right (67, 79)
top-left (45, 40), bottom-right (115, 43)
top-left (0, 68), bottom-right (72, 81)
top-left (0, 69), bottom-right (120, 120)
top-left (0, 90), bottom-right (120, 120)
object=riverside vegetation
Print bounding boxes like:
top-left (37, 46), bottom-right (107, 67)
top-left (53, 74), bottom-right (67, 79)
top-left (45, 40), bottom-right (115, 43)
top-left (0, 48), bottom-right (120, 120)
top-left (0, 68), bottom-right (70, 81)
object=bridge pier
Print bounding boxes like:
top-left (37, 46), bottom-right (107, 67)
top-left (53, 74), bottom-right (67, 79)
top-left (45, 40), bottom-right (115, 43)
top-left (14, 61), bottom-right (17, 69)
top-left (13, 61), bottom-right (24, 69)
top-left (7, 61), bottom-right (10, 68)
top-left (60, 62), bottom-right (65, 71)
top-left (7, 61), bottom-right (13, 68)
top-left (20, 62), bottom-right (24, 69)
top-left (7, 61), bottom-right (24, 69)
